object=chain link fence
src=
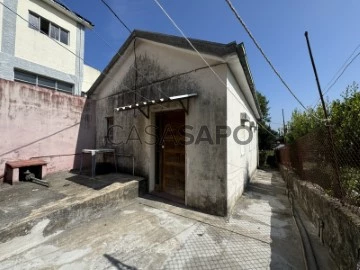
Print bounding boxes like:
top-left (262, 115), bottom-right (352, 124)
top-left (276, 126), bottom-right (360, 206)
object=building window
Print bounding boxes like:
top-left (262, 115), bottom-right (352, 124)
top-left (60, 29), bottom-right (69, 44)
top-left (14, 70), bottom-right (37, 85)
top-left (28, 11), bottom-right (69, 45)
top-left (14, 69), bottom-right (74, 94)
top-left (106, 117), bottom-right (114, 143)
top-left (50, 24), bottom-right (59, 40)
top-left (29, 12), bottom-right (40, 30)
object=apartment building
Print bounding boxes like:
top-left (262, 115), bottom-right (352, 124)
top-left (0, 0), bottom-right (100, 95)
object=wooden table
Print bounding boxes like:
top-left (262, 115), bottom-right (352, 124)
top-left (79, 149), bottom-right (117, 178)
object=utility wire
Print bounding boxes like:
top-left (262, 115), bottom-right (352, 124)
top-left (0, 1), bottom-right (170, 111)
top-left (325, 43), bottom-right (360, 91)
top-left (1, 1), bottom-right (77, 84)
top-left (98, 0), bottom-right (178, 107)
top-left (153, 0), bottom-right (226, 88)
top-left (312, 47), bottom-right (360, 109)
top-left (257, 121), bottom-right (278, 139)
top-left (324, 52), bottom-right (360, 96)
top-left (100, 0), bottom-right (131, 33)
top-left (224, 0), bottom-right (310, 112)
top-left (324, 52), bottom-right (360, 94)
top-left (7, 0), bottom-right (171, 111)
top-left (153, 0), bottom-right (278, 138)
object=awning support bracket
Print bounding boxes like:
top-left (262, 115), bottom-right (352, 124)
top-left (114, 93), bottom-right (197, 116)
top-left (179, 98), bottom-right (190, 114)
top-left (137, 105), bottom-right (149, 119)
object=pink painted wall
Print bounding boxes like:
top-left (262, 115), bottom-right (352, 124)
top-left (0, 79), bottom-right (96, 178)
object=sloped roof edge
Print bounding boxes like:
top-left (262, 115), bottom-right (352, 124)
top-left (87, 30), bottom-right (261, 119)
top-left (236, 43), bottom-right (262, 119)
top-left (43, 0), bottom-right (94, 28)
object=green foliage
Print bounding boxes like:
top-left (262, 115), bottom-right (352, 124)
top-left (330, 82), bottom-right (360, 163)
top-left (286, 106), bottom-right (325, 143)
top-left (285, 83), bottom-right (360, 144)
top-left (259, 150), bottom-right (276, 168)
top-left (341, 166), bottom-right (360, 203)
top-left (285, 82), bottom-right (360, 202)
top-left (256, 91), bottom-right (278, 150)
top-left (256, 91), bottom-right (271, 123)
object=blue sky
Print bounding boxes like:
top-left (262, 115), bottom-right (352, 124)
top-left (61, 0), bottom-right (360, 129)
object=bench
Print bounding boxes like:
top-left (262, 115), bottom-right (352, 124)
top-left (5, 159), bottom-right (47, 185)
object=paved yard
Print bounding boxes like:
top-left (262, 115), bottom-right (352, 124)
top-left (0, 170), bottom-right (306, 269)
top-left (0, 172), bottom-right (144, 228)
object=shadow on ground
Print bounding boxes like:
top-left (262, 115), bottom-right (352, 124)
top-left (65, 171), bottom-right (138, 190)
top-left (104, 254), bottom-right (137, 270)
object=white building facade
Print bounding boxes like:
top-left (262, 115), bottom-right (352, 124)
top-left (0, 0), bottom-right (100, 95)
top-left (89, 31), bottom-right (261, 216)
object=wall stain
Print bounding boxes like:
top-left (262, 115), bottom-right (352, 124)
top-left (107, 53), bottom-right (200, 108)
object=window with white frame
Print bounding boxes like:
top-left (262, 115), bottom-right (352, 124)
top-left (28, 11), bottom-right (69, 45)
top-left (14, 69), bottom-right (74, 94)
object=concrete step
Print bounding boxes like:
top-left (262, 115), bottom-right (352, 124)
top-left (0, 172), bottom-right (146, 243)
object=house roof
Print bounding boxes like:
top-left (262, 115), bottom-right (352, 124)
top-left (88, 30), bottom-right (262, 118)
top-left (42, 0), bottom-right (94, 28)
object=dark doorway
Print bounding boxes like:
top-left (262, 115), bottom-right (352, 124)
top-left (156, 110), bottom-right (185, 201)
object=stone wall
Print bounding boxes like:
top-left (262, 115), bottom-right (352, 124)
top-left (279, 165), bottom-right (360, 269)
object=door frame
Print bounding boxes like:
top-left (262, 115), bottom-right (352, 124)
top-left (155, 109), bottom-right (186, 200)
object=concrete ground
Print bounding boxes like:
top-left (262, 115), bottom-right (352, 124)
top-left (0, 170), bottom-right (331, 269)
top-left (0, 171), bottom-right (144, 243)
top-left (0, 172), bottom-right (143, 227)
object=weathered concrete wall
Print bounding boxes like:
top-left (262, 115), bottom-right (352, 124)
top-left (82, 64), bottom-right (100, 93)
top-left (279, 165), bottom-right (360, 270)
top-left (0, 0), bottom-right (3, 52)
top-left (92, 39), bottom-right (228, 216)
top-left (226, 69), bottom-right (258, 214)
top-left (0, 79), bottom-right (96, 177)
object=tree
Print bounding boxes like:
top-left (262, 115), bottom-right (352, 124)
top-left (285, 105), bottom-right (324, 143)
top-left (331, 82), bottom-right (360, 165)
top-left (285, 82), bottom-right (360, 200)
top-left (257, 91), bottom-right (271, 123)
top-left (256, 91), bottom-right (277, 150)
top-left (285, 82), bottom-right (359, 145)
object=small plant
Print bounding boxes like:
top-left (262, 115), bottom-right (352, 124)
top-left (340, 166), bottom-right (360, 204)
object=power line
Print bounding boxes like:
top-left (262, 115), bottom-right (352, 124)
top-left (0, 1), bottom-right (170, 111)
top-left (312, 47), bottom-right (360, 109)
top-left (324, 52), bottom-right (360, 95)
top-left (153, 0), bottom-right (227, 88)
top-left (57, 0), bottom-right (166, 104)
top-left (257, 121), bottom-right (278, 139)
top-left (325, 43), bottom-right (360, 91)
top-left (224, 0), bottom-right (310, 112)
top-left (7, 0), bottom-right (176, 111)
top-left (1, 1), bottom-right (77, 85)
top-left (100, 0), bottom-right (131, 33)
top-left (98, 0), bottom-right (179, 107)
top-left (153, 0), bottom-right (281, 137)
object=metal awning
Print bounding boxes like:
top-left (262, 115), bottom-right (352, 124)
top-left (114, 93), bottom-right (198, 118)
